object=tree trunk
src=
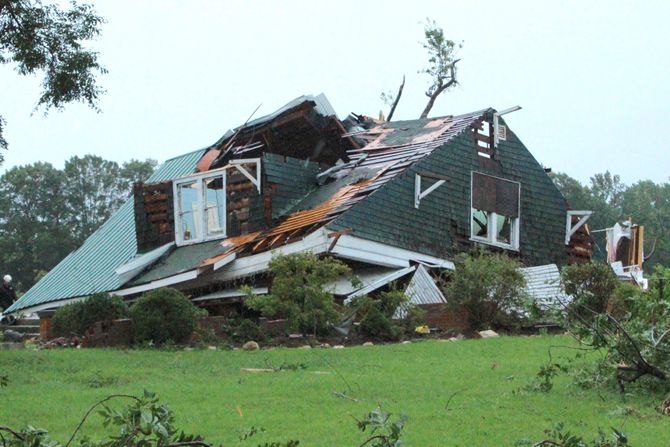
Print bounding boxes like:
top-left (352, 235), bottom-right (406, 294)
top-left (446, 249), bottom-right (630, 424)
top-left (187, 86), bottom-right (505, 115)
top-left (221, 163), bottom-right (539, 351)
top-left (419, 62), bottom-right (458, 119)
top-left (386, 75), bottom-right (405, 122)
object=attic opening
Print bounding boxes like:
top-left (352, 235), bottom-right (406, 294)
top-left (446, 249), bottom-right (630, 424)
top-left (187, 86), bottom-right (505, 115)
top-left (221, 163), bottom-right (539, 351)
top-left (473, 119), bottom-right (494, 158)
top-left (211, 98), bottom-right (356, 169)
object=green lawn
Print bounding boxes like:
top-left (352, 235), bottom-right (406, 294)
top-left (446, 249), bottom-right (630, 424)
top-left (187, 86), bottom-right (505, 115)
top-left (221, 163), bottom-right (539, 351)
top-left (0, 336), bottom-right (667, 446)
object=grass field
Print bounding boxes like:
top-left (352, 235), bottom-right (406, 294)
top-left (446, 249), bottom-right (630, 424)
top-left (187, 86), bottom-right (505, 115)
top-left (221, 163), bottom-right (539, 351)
top-left (1, 336), bottom-right (668, 446)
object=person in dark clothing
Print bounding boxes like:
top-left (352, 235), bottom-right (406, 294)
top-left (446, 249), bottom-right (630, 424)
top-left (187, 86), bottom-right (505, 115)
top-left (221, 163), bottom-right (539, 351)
top-left (0, 275), bottom-right (18, 323)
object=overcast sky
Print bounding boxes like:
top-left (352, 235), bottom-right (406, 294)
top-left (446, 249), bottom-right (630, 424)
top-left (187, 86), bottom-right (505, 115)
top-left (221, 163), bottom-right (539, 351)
top-left (1, 0), bottom-right (668, 185)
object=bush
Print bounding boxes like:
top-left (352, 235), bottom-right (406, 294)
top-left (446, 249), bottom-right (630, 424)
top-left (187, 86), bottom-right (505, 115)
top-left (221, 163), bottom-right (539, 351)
top-left (355, 287), bottom-right (415, 340)
top-left (555, 264), bottom-right (670, 392)
top-left (403, 305), bottom-right (427, 333)
top-left (245, 253), bottom-right (354, 336)
top-left (442, 250), bottom-right (527, 330)
top-left (228, 318), bottom-right (266, 342)
top-left (52, 293), bottom-right (128, 337)
top-left (561, 262), bottom-right (618, 318)
top-left (129, 288), bottom-right (202, 345)
top-left (358, 306), bottom-right (401, 340)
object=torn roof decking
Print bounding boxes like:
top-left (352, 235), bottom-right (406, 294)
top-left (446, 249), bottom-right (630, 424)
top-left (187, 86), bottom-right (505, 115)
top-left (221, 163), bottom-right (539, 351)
top-left (187, 110), bottom-right (488, 277)
top-left (211, 94), bottom-right (357, 167)
top-left (121, 110), bottom-right (486, 290)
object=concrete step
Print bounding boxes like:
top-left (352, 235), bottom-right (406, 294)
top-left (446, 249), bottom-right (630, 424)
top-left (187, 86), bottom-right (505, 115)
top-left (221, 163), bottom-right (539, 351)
top-left (16, 318), bottom-right (39, 326)
top-left (0, 342), bottom-right (25, 350)
top-left (1, 325), bottom-right (39, 335)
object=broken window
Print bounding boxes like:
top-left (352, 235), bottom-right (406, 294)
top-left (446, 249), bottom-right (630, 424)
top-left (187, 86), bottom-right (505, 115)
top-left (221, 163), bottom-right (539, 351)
top-left (204, 176), bottom-right (226, 237)
top-left (174, 169), bottom-right (227, 245)
top-left (471, 172), bottom-right (520, 249)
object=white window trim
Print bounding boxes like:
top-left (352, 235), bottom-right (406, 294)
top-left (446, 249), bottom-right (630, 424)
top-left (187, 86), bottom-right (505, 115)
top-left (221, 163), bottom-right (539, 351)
top-left (172, 159), bottom-right (261, 247)
top-left (174, 169), bottom-right (228, 246)
top-left (470, 210), bottom-right (520, 251)
top-left (469, 172), bottom-right (521, 251)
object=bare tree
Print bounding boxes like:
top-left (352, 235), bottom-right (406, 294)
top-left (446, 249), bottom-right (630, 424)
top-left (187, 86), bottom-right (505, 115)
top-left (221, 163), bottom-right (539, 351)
top-left (380, 75), bottom-right (405, 122)
top-left (419, 19), bottom-right (462, 119)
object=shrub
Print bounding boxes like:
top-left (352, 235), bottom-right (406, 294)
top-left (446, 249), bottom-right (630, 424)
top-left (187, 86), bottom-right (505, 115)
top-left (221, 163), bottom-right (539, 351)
top-left (358, 305), bottom-right (401, 340)
top-left (403, 305), bottom-right (427, 333)
top-left (130, 288), bottom-right (202, 345)
top-left (442, 250), bottom-right (527, 330)
top-left (245, 253), bottom-right (354, 336)
top-left (229, 318), bottom-right (266, 342)
top-left (52, 293), bottom-right (128, 337)
top-left (355, 287), bottom-right (416, 340)
top-left (561, 262), bottom-right (618, 317)
top-left (554, 264), bottom-right (670, 392)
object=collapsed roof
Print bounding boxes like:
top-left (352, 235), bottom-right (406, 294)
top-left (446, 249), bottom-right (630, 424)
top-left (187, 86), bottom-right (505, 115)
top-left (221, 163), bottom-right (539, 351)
top-left (7, 92), bottom-right (586, 314)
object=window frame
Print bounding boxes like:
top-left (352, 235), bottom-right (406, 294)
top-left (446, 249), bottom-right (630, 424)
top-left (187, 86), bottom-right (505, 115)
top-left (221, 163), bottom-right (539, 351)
top-left (469, 171), bottom-right (521, 251)
top-left (173, 167), bottom-right (228, 246)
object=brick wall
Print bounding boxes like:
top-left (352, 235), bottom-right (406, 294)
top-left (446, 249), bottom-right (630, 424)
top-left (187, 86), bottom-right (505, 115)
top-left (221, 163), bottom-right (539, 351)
top-left (420, 303), bottom-right (469, 333)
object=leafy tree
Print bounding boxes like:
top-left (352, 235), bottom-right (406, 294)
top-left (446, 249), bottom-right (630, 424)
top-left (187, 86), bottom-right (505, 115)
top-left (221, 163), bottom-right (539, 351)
top-left (0, 0), bottom-right (106, 161)
top-left (64, 155), bottom-right (156, 244)
top-left (119, 158), bottom-right (158, 192)
top-left (245, 253), bottom-right (353, 336)
top-left (441, 250), bottom-right (527, 330)
top-left (419, 19), bottom-right (462, 119)
top-left (553, 171), bottom-right (670, 270)
top-left (621, 180), bottom-right (670, 270)
top-left (64, 155), bottom-right (125, 243)
top-left (0, 162), bottom-right (75, 291)
top-left (0, 155), bottom-right (156, 293)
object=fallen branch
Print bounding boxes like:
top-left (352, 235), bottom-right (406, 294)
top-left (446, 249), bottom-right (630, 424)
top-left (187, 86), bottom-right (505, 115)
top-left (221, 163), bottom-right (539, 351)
top-left (333, 391), bottom-right (358, 402)
top-left (65, 394), bottom-right (141, 447)
top-left (444, 390), bottom-right (463, 411)
top-left (0, 426), bottom-right (24, 441)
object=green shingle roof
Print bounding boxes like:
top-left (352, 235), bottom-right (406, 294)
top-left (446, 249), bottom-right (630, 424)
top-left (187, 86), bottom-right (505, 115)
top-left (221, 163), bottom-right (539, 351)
top-left (7, 149), bottom-right (205, 313)
top-left (128, 239), bottom-right (227, 286)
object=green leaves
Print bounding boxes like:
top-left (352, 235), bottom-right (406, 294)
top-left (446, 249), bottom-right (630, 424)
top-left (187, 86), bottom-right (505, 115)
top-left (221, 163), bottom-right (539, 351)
top-left (443, 250), bottom-right (527, 330)
top-left (246, 253), bottom-right (353, 336)
top-left (0, 0), bottom-right (108, 158)
top-left (356, 406), bottom-right (407, 447)
top-left (0, 156), bottom-right (156, 292)
top-left (517, 423), bottom-right (630, 447)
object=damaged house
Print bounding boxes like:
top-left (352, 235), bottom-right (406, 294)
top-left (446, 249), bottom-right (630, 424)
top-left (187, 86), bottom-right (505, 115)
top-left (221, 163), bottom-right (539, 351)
top-left (5, 94), bottom-right (592, 327)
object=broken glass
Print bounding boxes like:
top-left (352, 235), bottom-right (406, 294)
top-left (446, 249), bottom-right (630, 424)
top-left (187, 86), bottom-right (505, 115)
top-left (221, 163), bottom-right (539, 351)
top-left (177, 182), bottom-right (200, 241)
top-left (204, 176), bottom-right (225, 237)
top-left (472, 208), bottom-right (489, 238)
top-left (496, 214), bottom-right (512, 245)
